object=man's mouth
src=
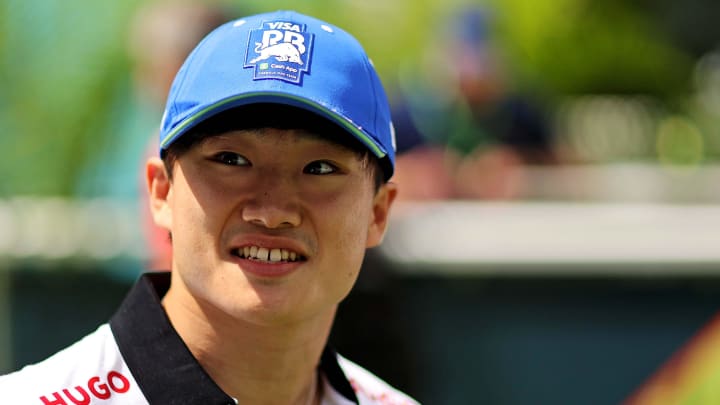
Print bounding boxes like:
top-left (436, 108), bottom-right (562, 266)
top-left (232, 246), bottom-right (305, 263)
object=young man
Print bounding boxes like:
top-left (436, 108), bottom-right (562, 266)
top-left (0, 10), bottom-right (418, 405)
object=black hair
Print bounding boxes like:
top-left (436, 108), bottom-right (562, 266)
top-left (161, 103), bottom-right (385, 191)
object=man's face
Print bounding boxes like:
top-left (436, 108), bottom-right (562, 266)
top-left (147, 128), bottom-right (396, 326)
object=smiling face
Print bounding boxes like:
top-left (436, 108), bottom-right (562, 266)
top-left (147, 126), bottom-right (396, 326)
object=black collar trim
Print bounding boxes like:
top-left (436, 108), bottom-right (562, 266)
top-left (109, 272), bottom-right (359, 404)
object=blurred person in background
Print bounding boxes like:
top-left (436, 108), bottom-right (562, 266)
top-left (0, 10), bottom-right (418, 405)
top-left (392, 6), bottom-right (557, 201)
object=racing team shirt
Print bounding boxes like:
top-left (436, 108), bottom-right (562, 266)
top-left (0, 272), bottom-right (419, 405)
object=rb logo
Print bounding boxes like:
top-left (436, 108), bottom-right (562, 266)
top-left (245, 20), bottom-right (314, 84)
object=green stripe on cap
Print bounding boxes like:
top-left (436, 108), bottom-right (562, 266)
top-left (161, 93), bottom-right (387, 158)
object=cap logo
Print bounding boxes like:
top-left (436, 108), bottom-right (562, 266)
top-left (244, 20), bottom-right (314, 84)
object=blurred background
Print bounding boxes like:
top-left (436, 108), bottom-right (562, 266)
top-left (2, 0), bottom-right (720, 403)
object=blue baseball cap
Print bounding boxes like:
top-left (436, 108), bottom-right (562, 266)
top-left (159, 10), bottom-right (396, 179)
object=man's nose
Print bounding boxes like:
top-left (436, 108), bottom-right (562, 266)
top-left (240, 177), bottom-right (302, 229)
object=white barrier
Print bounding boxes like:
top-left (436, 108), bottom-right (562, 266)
top-left (0, 198), bottom-right (146, 262)
top-left (381, 201), bottom-right (720, 276)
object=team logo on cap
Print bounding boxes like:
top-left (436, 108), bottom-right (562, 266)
top-left (244, 20), bottom-right (314, 84)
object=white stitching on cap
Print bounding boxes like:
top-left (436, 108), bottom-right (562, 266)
top-left (321, 24), bottom-right (333, 33)
top-left (233, 20), bottom-right (246, 27)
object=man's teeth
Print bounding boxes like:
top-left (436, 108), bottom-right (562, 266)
top-left (240, 246), bottom-right (299, 262)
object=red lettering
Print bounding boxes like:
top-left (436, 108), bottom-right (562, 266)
top-left (39, 392), bottom-right (67, 405)
top-left (39, 371), bottom-right (131, 404)
top-left (62, 387), bottom-right (90, 405)
top-left (87, 377), bottom-right (111, 400)
top-left (107, 371), bottom-right (130, 393)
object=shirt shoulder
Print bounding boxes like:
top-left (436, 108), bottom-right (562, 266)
top-left (0, 324), bottom-right (146, 404)
top-left (336, 354), bottom-right (420, 405)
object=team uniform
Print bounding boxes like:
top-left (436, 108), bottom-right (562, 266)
top-left (0, 273), bottom-right (418, 405)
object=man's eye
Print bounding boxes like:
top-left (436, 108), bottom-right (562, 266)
top-left (304, 161), bottom-right (338, 175)
top-left (213, 152), bottom-right (250, 166)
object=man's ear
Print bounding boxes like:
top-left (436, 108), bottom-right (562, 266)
top-left (146, 157), bottom-right (173, 231)
top-left (366, 182), bottom-right (398, 248)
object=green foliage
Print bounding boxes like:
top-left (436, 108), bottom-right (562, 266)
top-left (489, 0), bottom-right (693, 97)
top-left (1, 0), bottom-right (142, 196)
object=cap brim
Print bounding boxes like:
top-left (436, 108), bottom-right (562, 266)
top-left (160, 92), bottom-right (388, 161)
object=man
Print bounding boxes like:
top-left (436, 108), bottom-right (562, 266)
top-left (1, 10), bottom-right (418, 405)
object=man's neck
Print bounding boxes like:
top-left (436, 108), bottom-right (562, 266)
top-left (161, 279), bottom-right (334, 405)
